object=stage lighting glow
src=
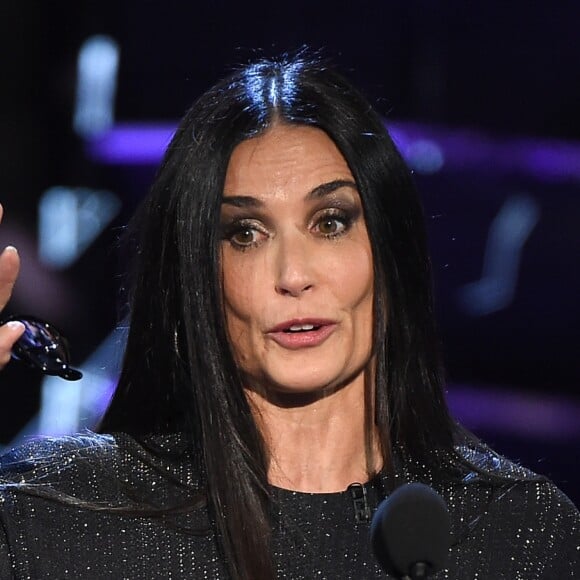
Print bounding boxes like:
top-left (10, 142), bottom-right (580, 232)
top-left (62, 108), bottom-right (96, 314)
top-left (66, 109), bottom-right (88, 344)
top-left (5, 328), bottom-right (124, 442)
top-left (86, 121), bottom-right (580, 185)
top-left (459, 194), bottom-right (541, 316)
top-left (38, 333), bottom-right (121, 436)
top-left (405, 138), bottom-right (445, 174)
top-left (38, 186), bottom-right (121, 269)
top-left (74, 35), bottom-right (120, 138)
top-left (85, 123), bottom-right (176, 164)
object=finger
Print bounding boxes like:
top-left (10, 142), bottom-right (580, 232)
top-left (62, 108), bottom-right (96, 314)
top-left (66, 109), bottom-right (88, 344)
top-left (0, 246), bottom-right (20, 311)
top-left (0, 320), bottom-right (25, 369)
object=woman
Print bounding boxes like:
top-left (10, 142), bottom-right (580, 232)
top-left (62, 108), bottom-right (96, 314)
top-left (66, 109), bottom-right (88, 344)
top-left (0, 53), bottom-right (578, 579)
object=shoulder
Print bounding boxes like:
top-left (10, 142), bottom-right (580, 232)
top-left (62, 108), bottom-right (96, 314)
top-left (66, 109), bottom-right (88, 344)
top-left (0, 432), bottom-right (122, 505)
top-left (0, 431), bottom-right (200, 504)
top-left (0, 432), bottom-right (118, 483)
top-left (0, 432), bottom-right (118, 477)
top-left (454, 439), bottom-right (545, 482)
top-left (0, 433), bottom-right (212, 578)
top-left (452, 439), bottom-right (579, 530)
top-left (447, 442), bottom-right (580, 576)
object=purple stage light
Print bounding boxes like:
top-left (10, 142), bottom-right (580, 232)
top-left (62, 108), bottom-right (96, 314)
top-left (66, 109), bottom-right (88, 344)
top-left (389, 121), bottom-right (580, 182)
top-left (86, 122), bottom-right (176, 165)
top-left (447, 384), bottom-right (580, 442)
top-left (85, 120), bottom-right (580, 184)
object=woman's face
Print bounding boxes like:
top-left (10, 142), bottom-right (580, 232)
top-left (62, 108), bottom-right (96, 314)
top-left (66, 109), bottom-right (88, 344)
top-left (220, 124), bottom-right (374, 398)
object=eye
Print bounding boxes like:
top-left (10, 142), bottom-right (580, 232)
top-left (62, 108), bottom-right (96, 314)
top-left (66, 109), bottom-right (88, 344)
top-left (313, 210), bottom-right (352, 238)
top-left (222, 219), bottom-right (268, 250)
top-left (317, 217), bottom-right (345, 235)
top-left (231, 227), bottom-right (258, 246)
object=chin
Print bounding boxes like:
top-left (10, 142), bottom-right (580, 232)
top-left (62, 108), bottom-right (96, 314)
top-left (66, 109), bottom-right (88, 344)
top-left (260, 365), bottom-right (355, 397)
top-left (256, 382), bottom-right (339, 407)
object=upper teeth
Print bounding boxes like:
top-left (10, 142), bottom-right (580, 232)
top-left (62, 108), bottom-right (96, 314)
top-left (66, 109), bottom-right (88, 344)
top-left (288, 324), bottom-right (315, 332)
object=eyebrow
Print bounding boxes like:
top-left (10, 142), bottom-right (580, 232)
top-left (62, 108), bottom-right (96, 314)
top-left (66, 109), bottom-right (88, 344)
top-left (221, 179), bottom-right (358, 208)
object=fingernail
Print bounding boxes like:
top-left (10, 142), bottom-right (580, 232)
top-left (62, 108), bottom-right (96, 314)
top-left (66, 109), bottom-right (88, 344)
top-left (6, 321), bottom-right (25, 332)
top-left (4, 246), bottom-right (18, 255)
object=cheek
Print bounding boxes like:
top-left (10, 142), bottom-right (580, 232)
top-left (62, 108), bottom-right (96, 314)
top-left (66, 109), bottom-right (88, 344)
top-left (221, 253), bottom-right (242, 343)
top-left (328, 242), bottom-right (374, 309)
top-left (222, 255), bottom-right (260, 322)
top-left (221, 253), bottom-right (266, 365)
top-left (330, 243), bottom-right (374, 359)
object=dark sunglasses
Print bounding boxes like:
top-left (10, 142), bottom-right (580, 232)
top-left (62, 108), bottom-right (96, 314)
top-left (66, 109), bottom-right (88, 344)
top-left (1, 315), bottom-right (82, 381)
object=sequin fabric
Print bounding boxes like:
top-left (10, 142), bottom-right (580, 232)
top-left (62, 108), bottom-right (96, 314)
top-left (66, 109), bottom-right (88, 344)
top-left (0, 432), bottom-right (578, 579)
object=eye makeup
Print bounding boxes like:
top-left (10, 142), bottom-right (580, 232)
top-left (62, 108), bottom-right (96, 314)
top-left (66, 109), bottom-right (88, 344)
top-left (219, 183), bottom-right (364, 251)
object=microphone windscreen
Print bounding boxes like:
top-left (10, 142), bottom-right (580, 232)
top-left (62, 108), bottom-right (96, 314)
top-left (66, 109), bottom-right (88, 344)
top-left (370, 482), bottom-right (451, 578)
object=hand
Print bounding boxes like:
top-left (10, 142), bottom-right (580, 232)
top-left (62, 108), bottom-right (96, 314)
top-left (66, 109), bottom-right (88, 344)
top-left (0, 204), bottom-right (25, 369)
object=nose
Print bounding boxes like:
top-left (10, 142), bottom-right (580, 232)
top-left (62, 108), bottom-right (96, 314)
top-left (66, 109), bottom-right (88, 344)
top-left (274, 233), bottom-right (315, 297)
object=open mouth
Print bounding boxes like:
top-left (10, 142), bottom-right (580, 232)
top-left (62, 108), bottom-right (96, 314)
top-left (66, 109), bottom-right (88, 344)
top-left (283, 324), bottom-right (322, 333)
top-left (268, 321), bottom-right (337, 349)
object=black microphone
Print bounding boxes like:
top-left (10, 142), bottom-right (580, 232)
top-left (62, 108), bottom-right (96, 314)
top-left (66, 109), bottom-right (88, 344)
top-left (370, 482), bottom-right (451, 579)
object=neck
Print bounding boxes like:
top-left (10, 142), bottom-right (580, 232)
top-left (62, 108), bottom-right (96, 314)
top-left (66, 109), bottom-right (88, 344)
top-left (245, 375), bottom-right (383, 493)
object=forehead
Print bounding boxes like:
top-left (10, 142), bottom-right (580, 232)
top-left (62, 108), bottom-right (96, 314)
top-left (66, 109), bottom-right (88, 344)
top-left (223, 124), bottom-right (355, 198)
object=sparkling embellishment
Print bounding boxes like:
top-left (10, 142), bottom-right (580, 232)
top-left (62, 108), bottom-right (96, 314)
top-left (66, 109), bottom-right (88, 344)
top-left (0, 433), bottom-right (577, 578)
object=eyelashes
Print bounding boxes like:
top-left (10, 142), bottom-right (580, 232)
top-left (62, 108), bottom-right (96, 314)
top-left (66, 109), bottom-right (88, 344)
top-left (220, 207), bottom-right (360, 251)
top-left (221, 219), bottom-right (268, 250)
top-left (311, 208), bottom-right (355, 238)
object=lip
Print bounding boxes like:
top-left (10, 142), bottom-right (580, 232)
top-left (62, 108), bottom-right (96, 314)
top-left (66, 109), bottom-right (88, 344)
top-left (266, 318), bottom-right (337, 350)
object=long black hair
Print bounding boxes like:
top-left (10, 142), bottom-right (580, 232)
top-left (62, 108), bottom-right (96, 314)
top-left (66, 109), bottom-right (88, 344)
top-left (100, 51), bottom-right (455, 580)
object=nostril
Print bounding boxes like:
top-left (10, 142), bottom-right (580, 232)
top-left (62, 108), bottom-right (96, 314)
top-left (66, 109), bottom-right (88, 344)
top-left (275, 282), bottom-right (314, 297)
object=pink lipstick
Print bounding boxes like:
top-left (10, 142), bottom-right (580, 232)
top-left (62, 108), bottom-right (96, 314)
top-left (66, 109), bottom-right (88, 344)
top-left (266, 319), bottom-right (337, 350)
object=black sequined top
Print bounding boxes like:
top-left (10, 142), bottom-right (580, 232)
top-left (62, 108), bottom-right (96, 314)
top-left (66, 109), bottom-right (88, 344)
top-left (0, 432), bottom-right (578, 579)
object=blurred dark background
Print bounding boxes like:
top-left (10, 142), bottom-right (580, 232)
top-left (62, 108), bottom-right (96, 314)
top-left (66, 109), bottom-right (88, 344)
top-left (0, 1), bottom-right (578, 503)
